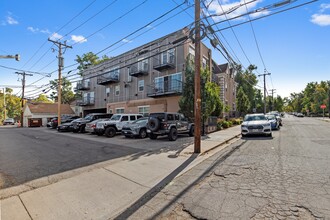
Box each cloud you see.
[204,0,263,22]
[27,26,51,34]
[311,4,330,26]
[27,26,39,32]
[122,38,132,43]
[311,14,330,26]
[6,15,18,25]
[71,35,87,43]
[49,32,63,41]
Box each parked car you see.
[296,113,304,117]
[71,113,112,133]
[241,113,272,137]
[265,114,280,130]
[85,118,109,134]
[57,120,79,132]
[146,112,194,141]
[121,117,149,138]
[51,115,80,129]
[267,111,283,126]
[3,118,15,125]
[95,113,143,137]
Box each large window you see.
[138,106,150,116]
[154,72,182,93]
[127,68,132,82]
[138,58,148,71]
[161,49,175,64]
[138,80,144,92]
[106,87,111,97]
[115,108,124,113]
[115,85,120,96]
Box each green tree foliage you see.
[49,77,75,104]
[75,52,110,75]
[31,94,53,103]
[235,65,258,113]
[179,59,223,120]
[0,88,21,122]
[236,87,250,116]
[286,81,329,115]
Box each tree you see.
[236,87,250,116]
[31,94,53,103]
[49,77,75,104]
[75,52,110,75]
[235,65,258,113]
[0,88,21,122]
[179,59,223,120]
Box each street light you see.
[0,54,20,61]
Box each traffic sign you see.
[320,104,326,109]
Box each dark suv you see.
[71,113,112,133]
[147,112,194,141]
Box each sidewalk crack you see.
[102,167,150,189]
[18,195,33,220]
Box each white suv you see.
[95,114,143,138]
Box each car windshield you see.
[266,115,276,120]
[110,115,121,121]
[84,114,94,121]
[132,118,147,124]
[244,115,267,121]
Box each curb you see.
[201,133,241,155]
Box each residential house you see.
[77,27,213,116]
[23,103,75,127]
[213,62,238,118]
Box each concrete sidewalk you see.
[0,126,241,220]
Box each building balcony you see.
[130,63,149,77]
[153,55,175,71]
[147,80,183,97]
[76,80,90,90]
[97,73,119,85]
[76,98,95,106]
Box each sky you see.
[1,0,329,99]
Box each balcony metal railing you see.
[76,80,90,90]
[76,97,95,106]
[153,55,175,71]
[97,73,119,85]
[147,79,183,97]
[130,63,149,77]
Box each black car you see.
[71,113,112,133]
[51,116,80,129]
[57,121,76,132]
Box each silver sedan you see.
[241,113,272,137]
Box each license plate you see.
[252,129,261,132]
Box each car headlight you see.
[241,125,247,128]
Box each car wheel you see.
[168,127,178,141]
[105,127,116,138]
[139,128,147,139]
[241,133,246,137]
[79,125,85,133]
[148,117,160,132]
[149,133,158,140]
[189,126,194,137]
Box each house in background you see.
[213,62,238,118]
[23,103,75,127]
[76,27,213,117]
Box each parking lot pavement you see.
[0,125,242,220]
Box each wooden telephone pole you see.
[258,70,271,114]
[48,39,72,126]
[15,72,33,127]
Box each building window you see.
[115,85,120,96]
[161,49,175,64]
[138,58,148,71]
[138,80,144,92]
[154,72,182,93]
[202,56,208,69]
[138,106,150,117]
[127,68,132,82]
[106,87,111,97]
[108,108,113,114]
[105,66,120,80]
[115,108,124,113]
[188,46,195,61]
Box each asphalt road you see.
[129,115,330,219]
[0,126,193,189]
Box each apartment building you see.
[213,62,238,118]
[76,27,213,116]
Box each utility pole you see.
[48,39,72,126]
[15,72,33,127]
[194,0,201,153]
[258,70,271,114]
[2,88,6,120]
[269,89,276,112]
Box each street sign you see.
[320,104,326,109]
